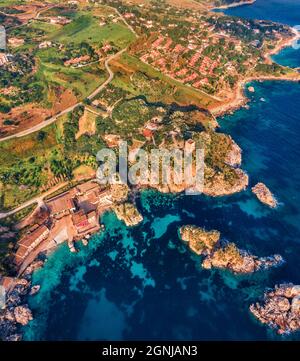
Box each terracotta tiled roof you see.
[47,194,75,214]
[18,225,49,248]
[76,181,100,194]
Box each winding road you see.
[0,5,138,143]
[0,6,138,219]
[0,48,128,142]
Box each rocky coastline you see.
[0,260,43,341]
[138,132,249,198]
[210,27,300,118]
[204,168,249,197]
[179,225,284,274]
[250,284,300,335]
[202,243,283,274]
[211,1,257,11]
[113,202,143,227]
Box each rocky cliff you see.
[0,260,43,341]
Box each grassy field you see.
[115,52,220,108]
[0,106,102,211]
[0,0,25,6]
[51,14,135,48]
[31,20,61,36]
[5,11,136,107]
[0,117,65,210]
[0,123,60,168]
[35,48,107,100]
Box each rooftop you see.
[47,193,76,215]
[18,225,49,249]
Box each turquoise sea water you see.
[23,1,300,340]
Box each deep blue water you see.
[215,0,300,26]
[216,0,300,68]
[23,1,300,341]
[273,46,300,68]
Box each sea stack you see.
[252,182,278,208]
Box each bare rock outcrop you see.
[30,285,40,296]
[179,225,284,274]
[224,137,242,168]
[252,182,278,208]
[14,305,33,326]
[180,225,220,255]
[202,243,284,274]
[0,261,43,341]
[204,168,248,197]
[250,284,300,334]
[113,202,143,227]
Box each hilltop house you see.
[8,38,24,47]
[39,41,52,49]
[0,53,9,67]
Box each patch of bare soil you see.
[0,88,78,138]
[76,109,96,140]
[0,103,51,137]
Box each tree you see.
[37,131,47,142]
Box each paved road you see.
[87,48,127,100]
[0,181,70,220]
[0,103,84,142]
[112,7,138,37]
[0,20,135,143]
[0,48,127,142]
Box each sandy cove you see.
[266,27,300,60]
[210,30,300,117]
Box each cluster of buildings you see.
[99,12,120,26]
[107,0,278,95]
[138,35,223,92]
[14,181,113,268]
[0,52,14,68]
[141,117,162,140]
[41,16,72,26]
[64,55,91,67]
[38,41,52,49]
